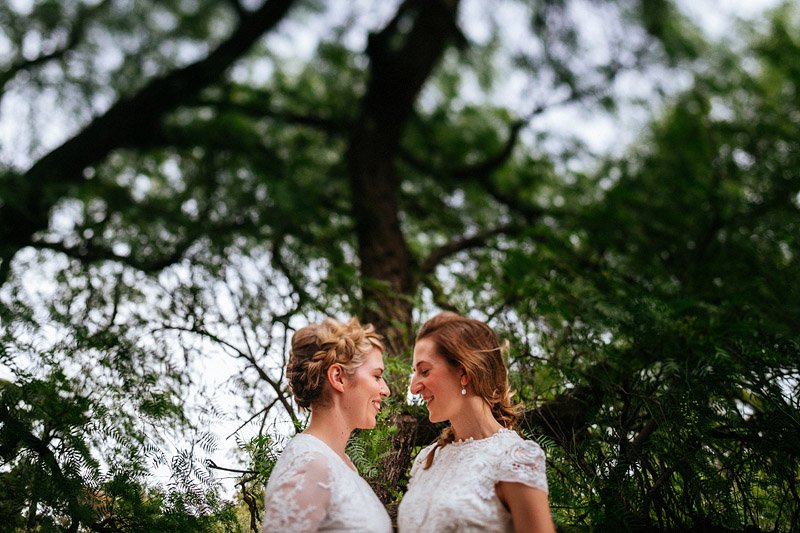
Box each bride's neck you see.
[304,404,353,455]
[449,398,503,441]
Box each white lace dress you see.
[261,434,392,533]
[397,428,548,532]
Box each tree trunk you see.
[346,0,462,504]
[348,0,462,355]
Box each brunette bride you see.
[398,312,556,533]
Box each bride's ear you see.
[327,363,346,393]
[460,367,469,387]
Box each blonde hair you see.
[417,312,520,468]
[287,317,384,409]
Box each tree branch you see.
[399,119,546,221]
[206,459,257,475]
[0,0,297,283]
[418,225,515,276]
[0,405,89,530]
[224,0,247,20]
[0,0,112,95]
[421,275,460,313]
[192,93,349,134]
[271,232,312,309]
[448,119,525,180]
[34,240,192,273]
[226,401,276,440]
[158,323,300,428]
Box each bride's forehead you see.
[362,347,384,366]
[414,337,437,351]
[412,339,441,364]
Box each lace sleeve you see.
[261,452,333,532]
[496,440,548,493]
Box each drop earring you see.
[461,386,466,396]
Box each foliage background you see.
[1,0,798,531]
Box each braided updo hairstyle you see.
[418,312,521,468]
[287,317,384,410]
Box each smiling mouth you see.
[422,396,433,405]
[372,401,382,411]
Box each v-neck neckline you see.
[300,433,358,473]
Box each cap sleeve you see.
[262,451,332,532]
[496,439,548,493]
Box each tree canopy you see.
[1,0,798,531]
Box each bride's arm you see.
[496,481,556,533]
[262,454,332,533]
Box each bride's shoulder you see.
[274,435,335,474]
[407,441,438,477]
[488,429,545,465]
[412,441,438,463]
[286,433,321,451]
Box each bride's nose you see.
[410,374,423,394]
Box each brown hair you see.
[418,312,520,468]
[287,317,384,409]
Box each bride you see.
[261,317,392,533]
[398,312,556,533]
